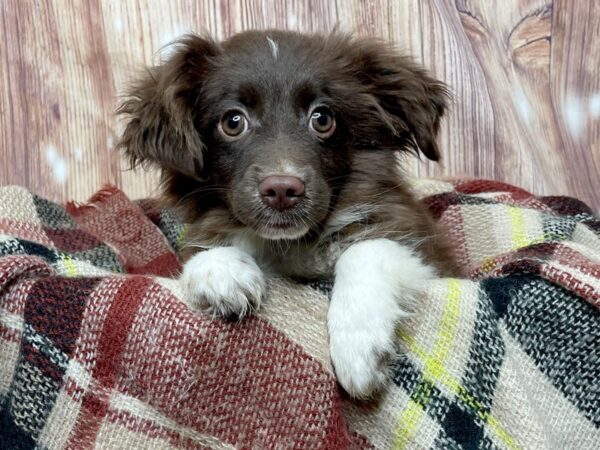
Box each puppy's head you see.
[118,31,448,240]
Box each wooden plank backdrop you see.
[1,0,598,208]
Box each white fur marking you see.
[230,231,264,258]
[257,224,311,241]
[267,37,279,60]
[180,247,265,318]
[323,204,376,237]
[328,239,436,398]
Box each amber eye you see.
[309,107,335,137]
[220,110,248,138]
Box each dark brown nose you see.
[259,176,305,211]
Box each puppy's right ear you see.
[117,35,219,178]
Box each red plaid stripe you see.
[66,187,181,277]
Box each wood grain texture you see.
[0,0,598,208]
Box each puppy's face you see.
[199,35,346,239]
[118,31,447,240]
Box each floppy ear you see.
[352,39,449,161]
[117,35,219,178]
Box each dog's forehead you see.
[214,33,325,94]
[223,31,315,64]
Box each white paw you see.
[328,239,436,398]
[180,247,265,319]
[329,312,395,398]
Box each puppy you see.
[117,30,458,398]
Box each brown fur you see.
[117,30,459,278]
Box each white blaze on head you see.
[267,37,279,60]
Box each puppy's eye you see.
[309,107,335,137]
[220,111,248,138]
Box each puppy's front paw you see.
[180,247,265,319]
[329,307,395,398]
[328,239,436,398]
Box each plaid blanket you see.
[0,179,598,449]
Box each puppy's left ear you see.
[356,41,449,161]
[117,35,220,178]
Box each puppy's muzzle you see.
[259,176,305,211]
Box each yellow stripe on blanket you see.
[393,279,461,449]
[508,206,546,251]
[395,279,519,450]
[59,253,78,277]
[507,206,530,249]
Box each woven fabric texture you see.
[0,179,598,449]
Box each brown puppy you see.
[118,30,458,398]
